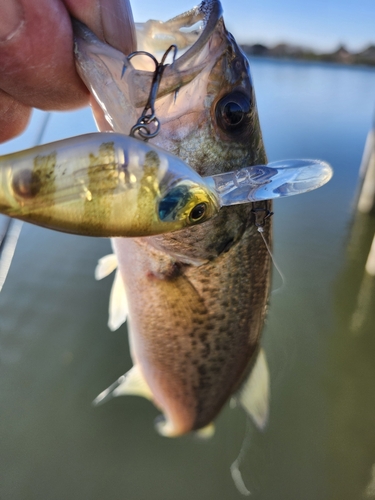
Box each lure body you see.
[0,133,218,237]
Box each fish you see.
[74,0,274,437]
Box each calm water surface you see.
[1,58,375,500]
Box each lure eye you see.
[158,185,188,221]
[189,203,207,223]
[159,185,211,226]
[215,91,252,136]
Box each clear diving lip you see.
[205,159,333,206]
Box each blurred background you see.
[1,1,375,499]
[133,0,375,53]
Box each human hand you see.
[0,0,135,142]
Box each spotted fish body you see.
[76,0,272,436]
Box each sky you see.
[131,0,375,53]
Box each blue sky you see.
[132,0,375,52]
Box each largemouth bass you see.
[75,0,273,436]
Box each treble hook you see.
[128,45,178,141]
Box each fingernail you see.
[100,0,136,53]
[0,0,24,42]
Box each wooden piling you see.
[365,235,375,276]
[357,129,375,214]
[357,127,375,275]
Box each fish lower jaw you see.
[155,414,216,439]
[154,415,181,438]
[153,408,196,438]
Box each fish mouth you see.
[133,0,223,67]
[74,0,226,131]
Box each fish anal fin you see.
[237,348,270,430]
[93,365,153,406]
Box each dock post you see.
[357,130,375,214]
[365,236,375,276]
[357,127,375,275]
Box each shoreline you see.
[244,54,375,72]
[240,43,375,68]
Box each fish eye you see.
[215,91,251,135]
[221,101,244,126]
[189,202,207,223]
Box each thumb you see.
[64,0,136,54]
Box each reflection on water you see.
[0,59,375,499]
[327,211,375,500]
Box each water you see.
[1,58,375,500]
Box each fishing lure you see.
[0,133,218,237]
[0,132,332,237]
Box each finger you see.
[64,0,136,54]
[0,89,31,143]
[0,0,89,111]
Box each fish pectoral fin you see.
[95,253,118,280]
[235,348,270,431]
[95,253,128,331]
[108,270,128,331]
[93,365,153,406]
